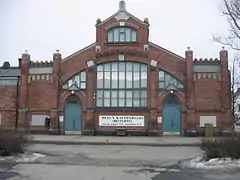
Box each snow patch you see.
[16,153,46,162]
[168,169,180,172]
[183,157,240,169]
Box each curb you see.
[28,140,200,147]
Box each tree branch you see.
[223,0,240,31]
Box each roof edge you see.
[96,10,148,27]
[149,42,185,61]
[62,43,96,62]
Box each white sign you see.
[59,116,64,123]
[235,120,240,132]
[31,115,46,126]
[157,116,162,124]
[99,116,144,127]
[199,116,217,127]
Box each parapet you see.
[29,60,53,68]
[193,58,220,65]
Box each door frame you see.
[63,95,82,134]
[162,94,182,135]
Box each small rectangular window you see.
[159,82,165,88]
[114,28,119,42]
[119,91,125,98]
[159,71,164,81]
[126,72,133,88]
[108,31,113,42]
[141,98,147,107]
[97,98,103,107]
[126,98,133,107]
[141,90,147,98]
[141,72,147,88]
[104,91,110,98]
[80,82,86,89]
[80,71,86,81]
[111,91,118,98]
[111,98,118,107]
[133,63,140,72]
[126,63,133,71]
[125,28,131,42]
[119,99,125,107]
[118,72,125,88]
[111,63,118,71]
[104,98,110,107]
[119,63,125,71]
[126,91,132,98]
[133,90,140,98]
[111,72,118,88]
[104,72,111,88]
[133,98,140,107]
[165,74,171,83]
[131,30,137,42]
[178,83,184,89]
[120,27,125,33]
[119,33,125,42]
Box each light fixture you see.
[71,90,75,94]
[150,60,157,67]
[87,60,95,67]
[170,90,174,94]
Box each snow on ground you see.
[16,153,46,162]
[0,153,46,162]
[182,157,240,169]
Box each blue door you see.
[64,96,82,131]
[162,95,181,134]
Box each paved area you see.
[0,144,240,179]
[28,134,215,146]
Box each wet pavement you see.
[0,144,240,180]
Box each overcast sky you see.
[0,0,237,66]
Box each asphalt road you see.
[0,144,240,180]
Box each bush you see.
[0,130,28,156]
[200,137,240,160]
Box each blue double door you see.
[162,104,181,134]
[64,103,82,131]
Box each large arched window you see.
[158,70,184,91]
[62,70,86,90]
[97,62,147,108]
[107,27,137,43]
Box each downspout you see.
[57,76,60,134]
[15,76,20,129]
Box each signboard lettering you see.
[99,116,144,127]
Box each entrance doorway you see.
[162,94,181,135]
[64,95,82,133]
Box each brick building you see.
[0,1,232,135]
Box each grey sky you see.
[0,0,236,66]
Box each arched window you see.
[158,70,184,91]
[97,62,147,108]
[62,70,86,90]
[107,27,137,43]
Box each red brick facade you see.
[0,1,233,135]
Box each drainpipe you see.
[15,76,20,130]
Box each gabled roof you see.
[96,0,149,27]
